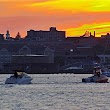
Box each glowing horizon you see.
[0,0,110,37]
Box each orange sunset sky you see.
[0,0,110,37]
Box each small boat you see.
[82,75,108,83]
[5,70,33,84]
[82,66,109,83]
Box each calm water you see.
[0,74,110,110]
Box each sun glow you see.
[0,0,110,37]
[66,22,110,37]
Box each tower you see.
[6,30,10,39]
[15,32,21,40]
[90,32,92,37]
[94,31,95,37]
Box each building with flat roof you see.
[26,27,65,41]
[11,54,52,64]
[4,54,57,73]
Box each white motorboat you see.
[5,71,33,84]
[82,66,109,83]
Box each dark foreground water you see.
[0,74,110,110]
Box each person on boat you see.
[93,67,102,77]
[14,71,18,78]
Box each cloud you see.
[65,22,110,37]
[0,12,110,37]
[0,0,110,37]
[0,0,56,3]
[30,0,57,3]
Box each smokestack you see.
[90,32,92,37]
[94,31,95,37]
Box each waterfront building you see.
[98,54,110,63]
[0,48,11,64]
[44,47,54,63]
[19,45,31,55]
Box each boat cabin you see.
[13,70,25,78]
[93,66,102,77]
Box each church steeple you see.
[6,30,10,39]
[15,32,21,40]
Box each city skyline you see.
[0,0,110,37]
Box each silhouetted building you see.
[26,27,65,41]
[4,53,56,73]
[19,45,31,55]
[97,55,110,63]
[0,34,4,41]
[0,48,11,65]
[65,46,95,64]
[44,47,54,63]
[101,33,110,38]
[11,55,52,64]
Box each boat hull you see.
[5,75,32,84]
[96,79,108,83]
[82,75,108,83]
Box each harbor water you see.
[0,74,110,110]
